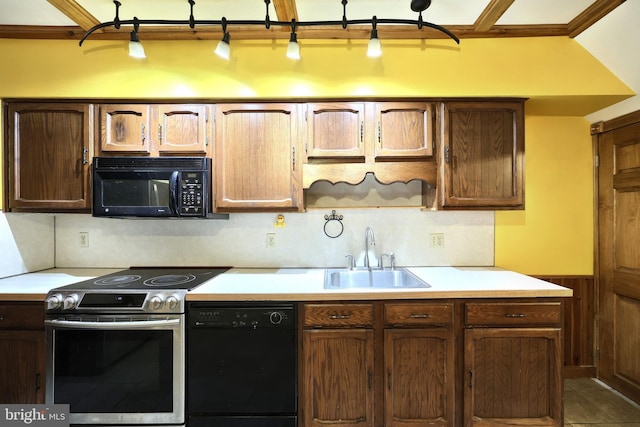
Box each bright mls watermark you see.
[0,405,69,427]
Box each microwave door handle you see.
[169,171,180,215]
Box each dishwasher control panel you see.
[188,304,295,329]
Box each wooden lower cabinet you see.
[300,299,564,427]
[0,302,46,403]
[464,301,563,426]
[303,329,375,427]
[301,302,455,427]
[384,329,455,427]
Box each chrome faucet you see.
[364,226,376,269]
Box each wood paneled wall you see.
[534,276,596,378]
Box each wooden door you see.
[302,329,375,427]
[306,102,366,158]
[596,117,640,403]
[155,104,209,154]
[375,102,433,159]
[6,102,92,211]
[100,104,151,154]
[215,103,302,210]
[441,101,524,209]
[463,328,563,426]
[384,329,455,427]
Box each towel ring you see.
[323,210,344,238]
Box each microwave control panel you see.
[179,172,207,216]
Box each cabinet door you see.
[306,102,366,158]
[441,101,524,209]
[100,104,151,154]
[384,329,455,427]
[464,328,563,426]
[7,103,92,211]
[0,330,45,404]
[215,104,302,210]
[375,102,434,159]
[155,104,209,154]
[302,329,374,427]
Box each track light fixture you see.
[128,18,146,58]
[214,17,231,60]
[286,19,301,60]
[79,0,460,59]
[367,16,382,58]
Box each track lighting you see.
[214,17,231,60]
[80,0,460,59]
[286,20,300,60]
[367,16,381,58]
[128,18,146,58]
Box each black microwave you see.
[92,156,221,218]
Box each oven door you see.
[45,314,184,425]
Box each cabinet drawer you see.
[465,302,561,326]
[0,303,45,330]
[385,302,453,326]
[304,304,373,327]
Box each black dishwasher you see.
[187,302,297,427]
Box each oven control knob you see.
[166,295,180,310]
[62,294,79,310]
[269,311,283,325]
[149,295,164,310]
[46,294,63,310]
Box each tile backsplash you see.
[1,209,494,277]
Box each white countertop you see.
[0,267,572,302]
[0,268,121,301]
[187,267,573,301]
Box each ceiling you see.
[0,0,627,42]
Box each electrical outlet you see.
[266,233,276,248]
[430,233,444,248]
[79,232,89,248]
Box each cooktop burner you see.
[63,267,230,291]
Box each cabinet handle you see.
[468,370,473,389]
[445,145,450,163]
[82,147,88,165]
[35,373,41,392]
[377,122,381,145]
[360,121,364,143]
[328,314,351,319]
[141,123,146,142]
[368,369,373,390]
[387,370,392,390]
[158,124,163,142]
[292,146,296,171]
[505,313,526,318]
[410,313,431,319]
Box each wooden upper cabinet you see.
[6,102,92,211]
[302,101,437,189]
[306,102,366,158]
[440,100,524,209]
[375,102,434,159]
[99,104,151,154]
[214,103,302,211]
[155,104,209,154]
[304,101,433,161]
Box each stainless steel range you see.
[44,267,229,427]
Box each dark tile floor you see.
[565,378,640,426]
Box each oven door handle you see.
[45,318,181,328]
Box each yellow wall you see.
[0,36,629,274]
[495,116,594,275]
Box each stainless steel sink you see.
[323,268,430,289]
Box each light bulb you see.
[215,33,231,60]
